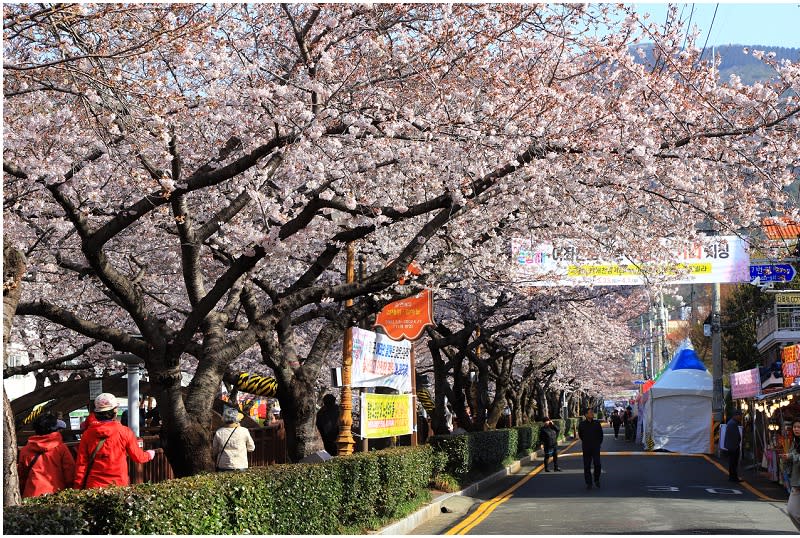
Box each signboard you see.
[89,379,103,400]
[776,293,800,306]
[750,264,796,283]
[351,327,412,392]
[730,368,761,399]
[782,345,800,388]
[360,392,413,439]
[512,235,749,286]
[374,289,434,341]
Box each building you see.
[756,291,800,369]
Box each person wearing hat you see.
[540,417,562,472]
[17,414,75,498]
[212,406,255,471]
[73,393,161,489]
[723,410,744,482]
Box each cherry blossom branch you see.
[3,341,99,378]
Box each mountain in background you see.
[635,44,799,85]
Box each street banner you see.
[360,392,413,439]
[730,367,761,399]
[351,327,412,392]
[782,345,800,388]
[374,289,434,341]
[512,235,750,286]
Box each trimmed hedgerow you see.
[4,445,439,535]
[514,423,541,457]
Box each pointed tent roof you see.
[649,345,712,399]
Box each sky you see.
[632,2,800,48]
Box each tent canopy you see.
[649,348,712,399]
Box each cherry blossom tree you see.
[4,3,798,477]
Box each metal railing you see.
[756,310,800,344]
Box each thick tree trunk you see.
[278,375,320,461]
[429,344,450,435]
[3,243,26,507]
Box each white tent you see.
[642,343,713,453]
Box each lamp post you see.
[116,353,144,437]
[337,242,356,456]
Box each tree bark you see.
[3,243,26,507]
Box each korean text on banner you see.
[783,345,800,388]
[512,235,750,286]
[375,289,434,341]
[360,392,413,439]
[730,368,761,399]
[351,327,412,392]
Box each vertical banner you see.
[351,327,412,392]
[360,392,414,439]
[783,345,799,388]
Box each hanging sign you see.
[776,293,800,306]
[512,235,750,286]
[89,379,103,400]
[351,327,411,392]
[730,368,761,399]
[374,289,434,341]
[360,392,413,439]
[782,345,800,388]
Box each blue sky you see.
[631,3,800,48]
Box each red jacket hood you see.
[26,431,64,452]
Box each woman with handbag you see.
[213,406,255,472]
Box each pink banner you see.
[730,367,761,399]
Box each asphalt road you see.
[411,427,797,535]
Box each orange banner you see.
[782,345,799,388]
[375,289,434,341]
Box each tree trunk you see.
[278,375,320,461]
[429,343,450,435]
[3,243,26,507]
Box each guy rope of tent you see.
[235,372,278,397]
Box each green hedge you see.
[513,423,541,457]
[4,446,441,535]
[429,428,521,480]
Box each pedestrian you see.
[623,406,634,441]
[781,419,800,531]
[578,408,604,489]
[315,393,340,455]
[79,400,98,432]
[610,409,622,439]
[213,406,255,471]
[723,410,743,482]
[17,414,76,498]
[73,393,160,489]
[540,416,562,472]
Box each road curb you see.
[376,450,541,535]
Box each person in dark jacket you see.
[315,394,340,456]
[540,417,561,472]
[578,408,604,489]
[622,405,634,441]
[610,409,622,439]
[723,410,743,482]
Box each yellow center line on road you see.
[445,439,579,536]
[445,446,783,535]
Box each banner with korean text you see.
[360,392,413,439]
[351,327,412,392]
[730,368,761,399]
[783,345,800,388]
[512,235,750,286]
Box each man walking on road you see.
[578,408,604,489]
[724,410,743,482]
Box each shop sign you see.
[360,392,413,439]
[730,367,761,399]
[776,292,800,306]
[782,345,800,388]
[351,327,411,392]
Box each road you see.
[411,427,797,535]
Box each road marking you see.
[700,454,783,502]
[445,439,579,535]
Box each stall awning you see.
[756,384,800,401]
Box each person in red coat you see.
[18,414,76,497]
[73,393,160,489]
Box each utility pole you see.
[337,242,356,456]
[640,316,647,379]
[648,315,655,379]
[659,293,669,368]
[711,281,724,426]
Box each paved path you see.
[411,427,797,535]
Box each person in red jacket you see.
[18,414,76,497]
[73,393,160,489]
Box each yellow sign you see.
[566,262,712,278]
[776,293,800,306]
[360,393,413,439]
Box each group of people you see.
[538,409,604,489]
[608,406,635,441]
